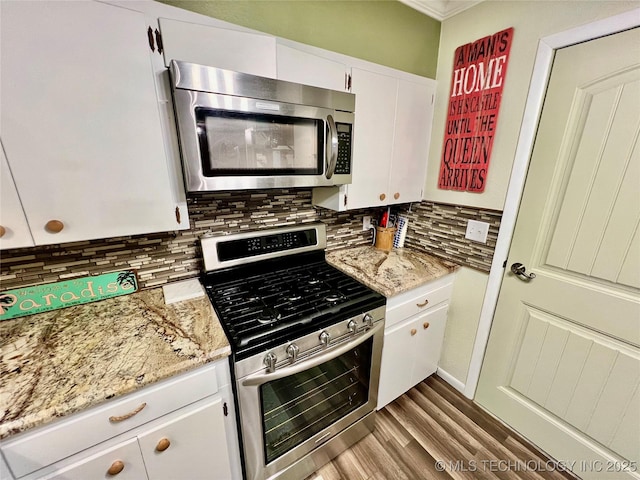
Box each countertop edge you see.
[326,246,459,298]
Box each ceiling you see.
[399,0,485,21]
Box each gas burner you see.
[258,307,282,324]
[287,293,302,301]
[324,291,346,303]
[307,278,321,285]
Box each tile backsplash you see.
[0,190,502,291]
[400,201,502,273]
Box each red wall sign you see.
[438,27,514,193]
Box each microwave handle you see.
[325,114,338,179]
[241,321,382,386]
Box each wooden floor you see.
[305,376,579,480]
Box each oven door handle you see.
[241,321,383,386]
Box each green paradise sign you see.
[0,271,138,321]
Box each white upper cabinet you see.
[346,67,398,210]
[0,1,188,246]
[0,145,34,250]
[276,44,349,91]
[159,18,277,78]
[312,64,435,211]
[388,78,434,204]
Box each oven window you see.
[196,109,324,176]
[260,338,372,464]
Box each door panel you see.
[477,27,640,480]
[545,72,640,287]
[505,307,639,461]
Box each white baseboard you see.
[436,368,467,396]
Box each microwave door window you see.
[196,109,324,176]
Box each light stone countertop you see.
[326,246,458,297]
[0,288,229,439]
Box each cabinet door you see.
[377,317,416,410]
[388,78,434,205]
[0,454,14,480]
[411,303,449,386]
[159,18,277,78]
[1,1,181,245]
[0,144,33,250]
[276,44,348,91]
[138,397,232,480]
[42,438,148,480]
[347,68,398,210]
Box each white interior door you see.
[477,28,640,479]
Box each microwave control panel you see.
[334,123,352,175]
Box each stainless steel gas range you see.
[200,223,386,480]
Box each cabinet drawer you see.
[37,438,147,480]
[2,364,219,478]
[386,274,454,328]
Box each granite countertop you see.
[0,288,229,440]
[326,246,458,297]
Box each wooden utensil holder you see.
[375,226,396,251]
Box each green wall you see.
[157,0,441,78]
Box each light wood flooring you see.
[305,375,579,480]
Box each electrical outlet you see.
[465,220,489,243]
[362,215,372,231]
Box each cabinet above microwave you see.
[169,60,356,192]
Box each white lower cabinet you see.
[138,397,232,480]
[377,275,454,410]
[42,438,148,480]
[34,398,231,480]
[1,360,241,480]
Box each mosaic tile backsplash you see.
[400,202,502,273]
[0,190,502,291]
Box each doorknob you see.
[510,262,536,281]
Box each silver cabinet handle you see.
[510,262,536,281]
[325,114,338,179]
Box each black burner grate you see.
[201,256,384,357]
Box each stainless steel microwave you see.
[169,60,355,192]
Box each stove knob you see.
[319,331,331,347]
[347,319,358,334]
[363,313,374,328]
[286,343,300,363]
[264,352,277,373]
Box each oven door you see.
[173,88,353,191]
[237,321,383,480]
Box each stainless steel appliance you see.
[200,224,385,480]
[169,61,355,192]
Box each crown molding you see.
[399,0,485,21]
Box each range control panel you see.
[217,229,318,261]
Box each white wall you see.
[424,0,639,211]
[438,267,488,386]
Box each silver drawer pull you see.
[416,299,429,308]
[109,402,147,423]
